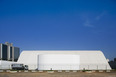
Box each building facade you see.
[109,58,116,69]
[0,42,20,61]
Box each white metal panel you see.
[0,60,17,69]
[38,54,80,70]
[17,51,38,70]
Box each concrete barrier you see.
[18,70,22,72]
[39,70,43,72]
[65,70,70,72]
[92,70,96,73]
[58,70,62,72]
[6,70,10,72]
[10,71,17,73]
[0,70,3,72]
[47,71,54,73]
[106,70,110,72]
[31,70,37,72]
[73,70,77,72]
[99,70,103,72]
[24,70,28,72]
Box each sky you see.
[0,0,116,60]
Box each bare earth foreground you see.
[0,72,116,77]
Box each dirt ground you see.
[0,72,116,77]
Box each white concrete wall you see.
[38,54,80,70]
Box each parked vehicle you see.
[11,64,28,70]
[24,65,28,70]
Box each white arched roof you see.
[17,50,111,70]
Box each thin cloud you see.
[81,11,107,28]
[84,20,94,27]
[96,11,106,20]
[83,19,94,27]
[80,13,95,28]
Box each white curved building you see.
[17,50,111,70]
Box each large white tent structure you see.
[17,50,111,70]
